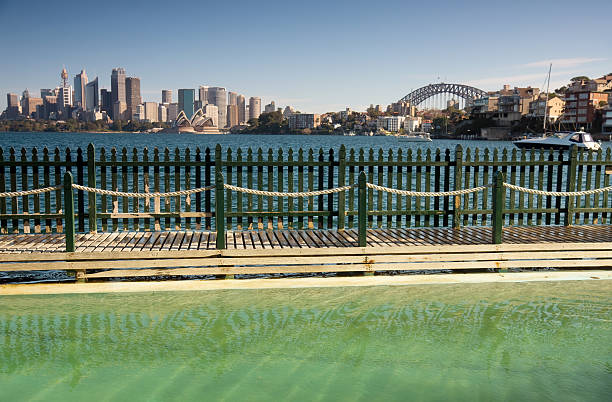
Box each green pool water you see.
[1,281,611,401]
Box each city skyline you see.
[0,0,610,112]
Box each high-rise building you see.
[57,68,73,115]
[227,105,238,128]
[19,89,29,116]
[100,89,112,115]
[74,69,88,109]
[21,90,42,118]
[228,91,238,106]
[203,104,219,127]
[264,101,276,114]
[237,94,246,124]
[178,89,195,119]
[40,89,53,99]
[7,93,19,108]
[113,101,127,121]
[85,77,99,111]
[249,97,261,120]
[42,95,58,119]
[135,104,145,121]
[198,86,209,105]
[162,90,172,104]
[111,68,126,118]
[144,102,158,122]
[125,77,141,120]
[158,104,167,123]
[208,87,227,127]
[167,103,179,122]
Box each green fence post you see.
[338,145,346,230]
[492,171,505,244]
[358,171,367,247]
[87,143,97,233]
[64,172,75,252]
[215,171,225,250]
[453,144,463,229]
[565,145,578,226]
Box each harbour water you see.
[0,131,551,154]
[1,281,611,401]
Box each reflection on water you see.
[1,281,611,401]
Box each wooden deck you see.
[1,226,611,283]
[0,225,611,254]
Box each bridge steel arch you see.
[400,83,487,106]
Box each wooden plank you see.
[77,258,612,278]
[2,239,611,262]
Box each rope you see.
[71,184,215,198]
[503,183,612,196]
[366,183,491,197]
[223,183,355,197]
[0,186,63,198]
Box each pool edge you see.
[1,270,611,295]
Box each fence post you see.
[64,172,75,252]
[492,171,505,244]
[87,144,97,233]
[453,144,463,229]
[358,171,367,247]
[565,145,578,226]
[215,171,225,250]
[337,145,346,230]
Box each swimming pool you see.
[1,281,611,401]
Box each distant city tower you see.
[61,67,69,87]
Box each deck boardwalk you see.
[1,226,610,283]
[0,226,610,254]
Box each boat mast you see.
[543,63,552,133]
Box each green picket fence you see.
[0,144,611,235]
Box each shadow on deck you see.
[1,225,611,254]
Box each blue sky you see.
[1,0,610,112]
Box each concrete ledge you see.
[1,270,611,296]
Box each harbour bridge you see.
[399,83,487,110]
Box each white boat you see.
[513,131,601,151]
[397,132,432,142]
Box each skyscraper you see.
[198,86,208,105]
[40,89,53,98]
[57,68,73,115]
[167,103,179,122]
[111,68,126,119]
[178,89,195,119]
[162,90,172,104]
[208,87,227,127]
[227,105,238,128]
[74,69,88,109]
[100,89,112,115]
[228,92,238,106]
[85,77,99,111]
[20,89,42,118]
[144,102,158,122]
[125,77,141,120]
[6,93,20,118]
[113,101,127,121]
[237,94,246,124]
[158,103,167,123]
[249,97,261,120]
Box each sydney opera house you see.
[160,108,221,134]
